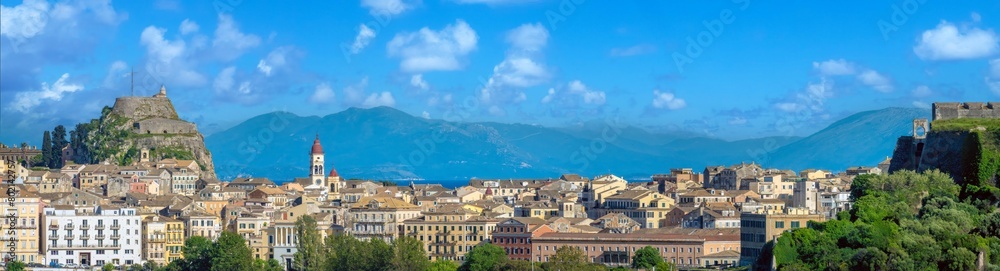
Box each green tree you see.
[210,231,255,271]
[391,236,429,271]
[428,260,460,271]
[324,234,369,271]
[253,258,284,271]
[631,246,663,270]
[182,236,214,271]
[654,261,675,271]
[6,260,26,271]
[142,261,160,271]
[103,263,116,271]
[368,238,393,271]
[498,260,533,271]
[51,125,67,168]
[460,243,508,271]
[293,215,325,271]
[549,246,588,271]
[41,131,52,168]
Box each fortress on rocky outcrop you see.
[101,86,217,179]
[889,102,1000,182]
[111,86,198,135]
[932,102,1000,121]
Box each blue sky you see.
[2,0,999,146]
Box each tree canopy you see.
[460,243,508,271]
[772,170,1000,271]
[631,246,663,270]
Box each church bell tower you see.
[310,134,325,187]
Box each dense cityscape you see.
[3,1,1000,271]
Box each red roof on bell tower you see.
[311,134,324,154]
[329,168,339,177]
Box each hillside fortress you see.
[932,102,1000,121]
[889,102,1000,182]
[105,86,217,179]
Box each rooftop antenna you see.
[130,66,135,97]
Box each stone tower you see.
[328,168,343,201]
[154,85,167,98]
[140,148,150,163]
[310,135,325,188]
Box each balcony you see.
[80,234,90,240]
[64,224,74,230]
[47,234,58,240]
[79,224,90,230]
[111,234,121,240]
[148,237,167,243]
[47,243,121,250]
[64,235,74,240]
[111,224,121,230]
[14,224,36,229]
[49,224,59,229]
[95,224,105,230]
[96,234,105,239]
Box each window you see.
[791,221,800,228]
[775,221,784,228]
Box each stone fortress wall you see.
[932,102,1000,121]
[111,96,180,121]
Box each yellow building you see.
[403,206,499,261]
[591,189,675,228]
[142,216,185,265]
[1,187,42,264]
[234,215,270,260]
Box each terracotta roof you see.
[311,135,324,154]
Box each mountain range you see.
[205,107,929,182]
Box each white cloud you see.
[102,60,128,88]
[340,76,395,108]
[361,0,413,16]
[343,77,370,105]
[478,23,551,111]
[911,85,932,97]
[0,0,50,41]
[387,19,478,72]
[256,60,272,76]
[421,111,430,119]
[410,74,429,90]
[363,92,396,108]
[812,59,856,76]
[310,82,335,104]
[179,19,199,35]
[610,44,656,57]
[350,24,376,54]
[212,14,261,61]
[213,66,236,94]
[140,26,186,65]
[506,23,548,52]
[914,21,1000,61]
[775,79,833,113]
[857,69,893,92]
[542,80,606,105]
[256,46,296,77]
[651,89,686,110]
[11,73,83,113]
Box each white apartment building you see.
[44,205,143,267]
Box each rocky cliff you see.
[88,89,216,179]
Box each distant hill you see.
[767,107,929,171]
[205,106,927,182]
